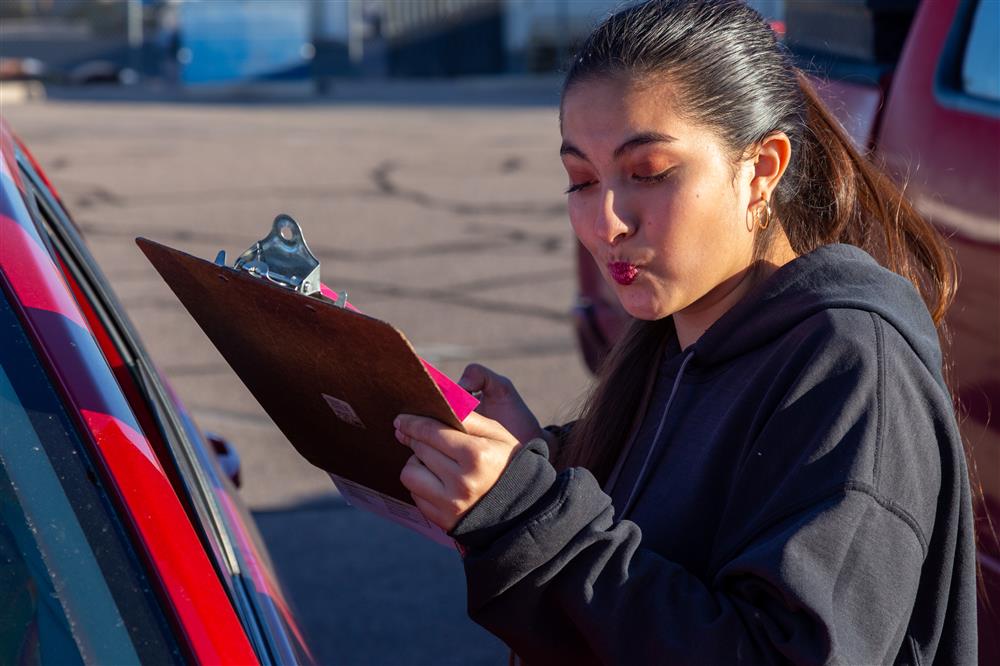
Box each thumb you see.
[458,363,490,393]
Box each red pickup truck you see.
[571,0,999,661]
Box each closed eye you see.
[633,166,677,184]
[564,180,596,194]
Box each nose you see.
[594,188,633,246]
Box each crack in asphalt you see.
[68,154,577,335]
[123,274,570,321]
[371,160,565,218]
[83,220,557,263]
[437,267,570,293]
[72,183,370,208]
[69,156,568,260]
[323,274,571,321]
[162,335,577,380]
[62,161,566,220]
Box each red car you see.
[572,0,999,661]
[0,118,314,663]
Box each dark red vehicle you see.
[571,0,999,661]
[0,117,314,663]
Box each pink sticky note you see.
[319,283,478,420]
[418,359,479,421]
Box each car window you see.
[962,0,1000,102]
[0,288,182,664]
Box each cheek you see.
[637,187,688,248]
[567,199,594,243]
[645,186,734,273]
[681,178,741,236]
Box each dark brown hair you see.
[555,0,957,482]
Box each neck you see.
[674,236,798,350]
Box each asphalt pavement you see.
[2,78,591,665]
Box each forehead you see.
[560,75,691,143]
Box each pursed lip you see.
[608,261,640,285]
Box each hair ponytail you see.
[778,71,957,326]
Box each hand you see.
[459,363,545,445]
[395,410,520,532]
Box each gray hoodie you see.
[449,244,977,665]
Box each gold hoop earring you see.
[758,195,772,231]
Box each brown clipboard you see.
[137,237,465,505]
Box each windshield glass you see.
[0,287,182,664]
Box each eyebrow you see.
[559,131,678,162]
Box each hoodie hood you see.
[689,244,944,387]
[450,238,977,666]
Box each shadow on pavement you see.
[253,493,507,665]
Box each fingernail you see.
[393,417,400,429]
[394,429,406,445]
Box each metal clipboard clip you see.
[214,214,348,307]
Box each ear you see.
[750,131,791,205]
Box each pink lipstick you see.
[608,262,639,285]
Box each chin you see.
[613,278,681,321]
[620,297,672,322]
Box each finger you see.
[461,411,519,445]
[398,429,461,481]
[458,363,489,392]
[399,454,445,499]
[410,493,454,532]
[396,414,477,461]
[459,363,514,400]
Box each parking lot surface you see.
[4,80,590,665]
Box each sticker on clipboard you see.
[322,393,366,429]
[329,474,457,549]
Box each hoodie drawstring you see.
[618,350,694,519]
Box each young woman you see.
[393,1,978,663]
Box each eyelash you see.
[634,167,676,184]
[564,167,676,194]
[564,181,595,194]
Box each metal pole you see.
[557,0,570,70]
[127,0,143,79]
[349,0,365,66]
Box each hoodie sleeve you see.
[448,315,963,665]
